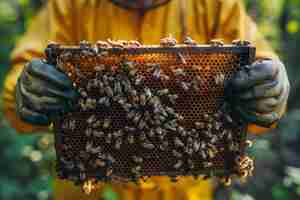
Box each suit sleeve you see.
[2,0,74,133]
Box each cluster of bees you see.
[51,39,254,194]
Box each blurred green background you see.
[0,0,300,199]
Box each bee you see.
[214,74,225,85]
[203,162,213,168]
[227,132,233,141]
[144,88,152,99]
[173,160,183,169]
[227,141,236,151]
[128,40,141,47]
[132,156,143,163]
[61,51,72,62]
[160,35,177,47]
[177,53,187,64]
[114,138,122,150]
[161,74,170,81]
[85,128,93,137]
[168,94,178,105]
[172,150,183,158]
[222,177,232,186]
[133,113,142,124]
[177,126,187,137]
[60,157,74,168]
[210,135,218,144]
[209,39,224,47]
[129,68,138,77]
[80,40,92,48]
[122,103,132,112]
[106,154,116,164]
[92,120,102,128]
[113,81,122,95]
[105,133,112,144]
[174,137,184,147]
[98,50,109,57]
[188,159,195,169]
[207,148,216,159]
[165,107,176,115]
[195,121,205,129]
[113,130,124,138]
[142,142,155,150]
[138,120,147,130]
[148,96,160,107]
[93,130,104,138]
[224,114,233,123]
[159,141,169,151]
[103,119,112,129]
[91,146,102,154]
[213,121,222,131]
[193,141,201,152]
[121,79,132,93]
[78,88,88,98]
[139,94,147,106]
[78,162,86,171]
[80,172,87,182]
[106,168,114,178]
[96,41,109,48]
[185,147,194,155]
[191,81,200,91]
[104,86,114,97]
[127,110,136,120]
[183,36,197,46]
[139,133,147,141]
[129,89,138,97]
[152,65,161,80]
[125,126,136,133]
[86,141,94,152]
[155,127,163,135]
[170,176,178,183]
[135,76,144,86]
[157,89,169,96]
[127,135,135,144]
[187,137,193,144]
[200,150,207,160]
[213,111,223,119]
[107,39,124,49]
[131,166,142,174]
[147,129,155,138]
[63,119,76,130]
[245,140,253,148]
[180,81,191,91]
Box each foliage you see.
[0,1,53,200]
[0,0,300,200]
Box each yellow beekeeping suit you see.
[2,0,279,200]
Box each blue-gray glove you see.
[16,59,79,126]
[225,59,290,127]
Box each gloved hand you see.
[16,59,79,126]
[225,59,290,127]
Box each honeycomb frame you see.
[45,40,256,186]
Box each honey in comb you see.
[45,38,256,191]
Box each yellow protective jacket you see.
[3,0,278,200]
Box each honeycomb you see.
[45,38,256,192]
